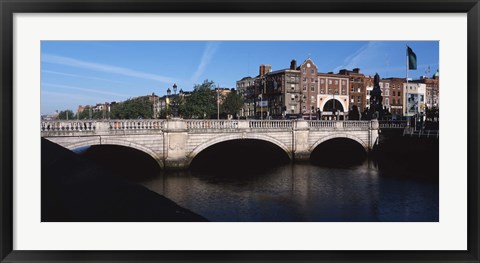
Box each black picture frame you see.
[1,0,479,262]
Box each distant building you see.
[237,58,351,119]
[382,77,406,117]
[403,82,427,117]
[338,68,366,112]
[414,70,439,109]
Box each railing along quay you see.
[378,120,408,129]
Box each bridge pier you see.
[163,118,189,170]
[293,120,310,161]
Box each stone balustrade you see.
[186,120,239,129]
[109,120,165,130]
[41,121,96,131]
[248,120,293,129]
[41,119,378,133]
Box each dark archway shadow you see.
[310,138,367,167]
[190,139,290,180]
[75,144,161,182]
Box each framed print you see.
[1,0,479,262]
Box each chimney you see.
[259,64,266,76]
[353,68,360,73]
[259,64,272,76]
[290,59,297,70]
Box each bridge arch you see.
[309,133,368,152]
[188,134,292,166]
[62,138,164,169]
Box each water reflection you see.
[140,161,438,222]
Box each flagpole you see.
[406,45,409,118]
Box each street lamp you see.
[172,83,178,118]
[217,85,220,120]
[166,87,171,118]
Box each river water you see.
[79,136,439,222]
[139,161,438,222]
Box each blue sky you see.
[41,41,439,114]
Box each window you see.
[311,77,314,82]
[320,88,325,94]
[342,88,346,95]
[357,87,361,92]
[290,76,295,81]
[335,80,338,85]
[303,85,307,91]
[351,86,354,92]
[311,96,315,102]
[385,98,389,106]
[329,80,332,84]
[357,96,361,103]
[303,77,306,81]
[342,80,346,86]
[291,94,295,100]
[385,89,389,96]
[321,79,325,84]
[328,88,332,94]
[291,85,295,90]
[350,96,354,103]
[398,91,401,96]
[303,68,306,74]
[310,85,315,92]
[335,89,339,95]
[311,69,314,74]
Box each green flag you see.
[407,46,417,70]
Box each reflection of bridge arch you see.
[66,138,164,169]
[188,134,292,165]
[310,133,368,152]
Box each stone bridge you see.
[41,119,379,170]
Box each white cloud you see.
[42,83,130,98]
[191,42,221,82]
[334,42,384,72]
[42,70,124,84]
[42,54,176,84]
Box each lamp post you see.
[166,87,171,118]
[172,83,179,118]
[217,85,220,120]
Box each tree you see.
[184,80,217,119]
[110,97,153,119]
[58,110,75,120]
[222,89,244,117]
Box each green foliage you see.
[77,106,110,120]
[221,89,244,117]
[110,97,153,119]
[184,80,217,119]
[58,110,75,120]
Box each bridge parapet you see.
[41,119,379,134]
[41,120,96,132]
[109,120,165,130]
[41,119,380,170]
[307,120,374,131]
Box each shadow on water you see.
[371,133,439,181]
[77,145,161,182]
[190,139,290,182]
[310,138,367,168]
